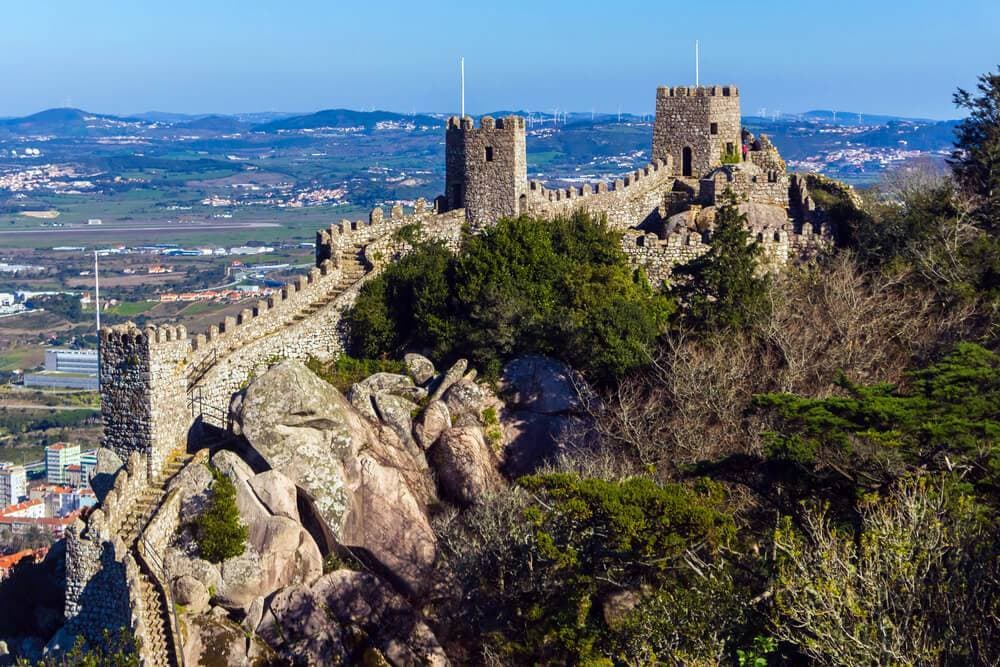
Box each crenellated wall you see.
[525,158,676,231]
[64,452,149,645]
[621,218,834,286]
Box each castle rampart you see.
[525,158,676,230]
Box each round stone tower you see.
[653,85,741,179]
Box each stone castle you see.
[62,81,836,665]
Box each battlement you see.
[622,217,834,285]
[656,85,739,98]
[446,115,526,131]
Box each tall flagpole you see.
[460,57,465,119]
[94,250,100,332]
[695,40,700,87]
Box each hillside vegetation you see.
[343,70,1000,665]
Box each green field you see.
[0,348,45,372]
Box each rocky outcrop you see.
[404,353,436,385]
[428,359,468,403]
[429,426,504,506]
[231,360,437,596]
[498,355,591,476]
[415,400,451,450]
[182,611,276,667]
[255,570,448,666]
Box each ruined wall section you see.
[653,85,741,178]
[622,221,834,286]
[525,158,675,231]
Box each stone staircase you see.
[117,451,193,667]
[291,243,369,323]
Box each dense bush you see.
[346,211,673,382]
[194,466,248,563]
[436,473,744,664]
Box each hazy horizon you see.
[3,0,997,121]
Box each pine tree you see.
[951,68,1000,233]
[670,194,770,332]
[195,466,248,563]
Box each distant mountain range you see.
[0,106,960,139]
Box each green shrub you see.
[345,211,673,383]
[194,466,248,563]
[306,355,407,393]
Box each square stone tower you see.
[444,115,528,228]
[653,85,741,179]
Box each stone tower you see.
[444,115,528,228]
[653,85,741,179]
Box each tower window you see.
[485,146,494,162]
[710,122,718,135]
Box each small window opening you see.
[710,122,718,135]
[485,146,494,162]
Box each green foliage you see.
[306,355,407,393]
[194,465,248,563]
[392,222,423,245]
[951,68,1000,233]
[755,342,1000,499]
[345,212,673,383]
[771,476,999,665]
[721,147,742,165]
[26,629,138,666]
[737,636,777,667]
[671,194,770,332]
[465,474,740,663]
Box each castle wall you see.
[64,452,149,643]
[622,221,834,286]
[653,86,741,178]
[525,158,675,231]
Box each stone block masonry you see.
[445,115,528,229]
[654,85,742,179]
[525,158,675,231]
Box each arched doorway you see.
[518,193,527,215]
[682,147,693,177]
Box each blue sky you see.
[1,0,996,119]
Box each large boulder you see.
[428,359,467,403]
[430,426,504,506]
[404,353,436,385]
[90,448,124,502]
[442,379,491,427]
[182,613,276,667]
[498,356,591,476]
[349,373,426,421]
[415,400,451,450]
[499,355,583,415]
[231,360,437,596]
[172,574,210,615]
[256,570,448,666]
[248,470,300,522]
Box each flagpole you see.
[695,40,700,87]
[460,57,465,119]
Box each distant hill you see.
[254,109,442,132]
[0,108,148,136]
[180,115,250,133]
